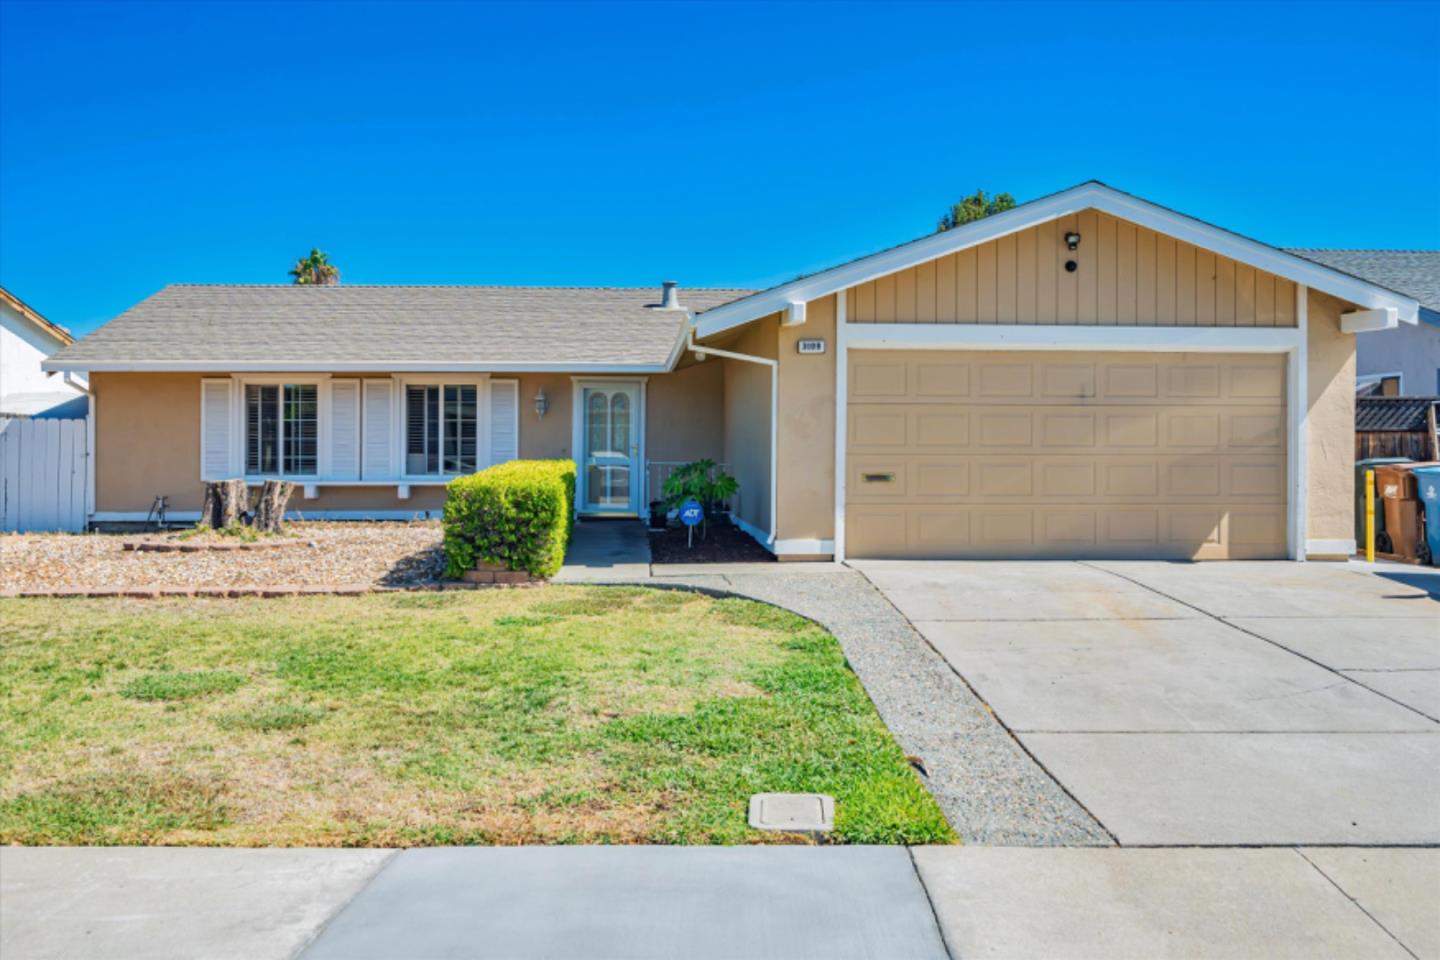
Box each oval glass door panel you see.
[582,384,639,513]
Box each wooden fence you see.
[0,417,91,532]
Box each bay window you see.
[245,383,317,477]
[406,384,477,475]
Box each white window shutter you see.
[329,380,361,481]
[200,378,234,480]
[489,379,519,465]
[362,379,395,479]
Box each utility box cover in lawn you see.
[749,793,835,834]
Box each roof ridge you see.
[1285,247,1440,253]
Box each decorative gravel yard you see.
[0,587,953,846]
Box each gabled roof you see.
[1285,249,1440,325]
[1356,396,1440,432]
[44,284,754,373]
[0,286,74,346]
[694,181,1423,337]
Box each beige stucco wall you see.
[775,294,837,546]
[91,369,723,516]
[1305,289,1357,554]
[720,316,778,535]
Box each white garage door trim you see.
[831,286,1312,562]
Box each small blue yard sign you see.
[679,499,704,527]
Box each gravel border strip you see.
[649,569,1115,847]
[0,581,542,599]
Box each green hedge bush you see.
[443,460,576,579]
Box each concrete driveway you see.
[853,559,1440,845]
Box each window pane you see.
[442,385,477,474]
[587,392,608,455]
[246,385,279,475]
[406,385,442,475]
[282,384,317,475]
[610,393,630,454]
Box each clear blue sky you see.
[2,1,1437,336]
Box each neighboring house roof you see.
[44,284,754,373]
[1355,396,1440,432]
[694,181,1423,337]
[1284,249,1440,326]
[0,285,74,346]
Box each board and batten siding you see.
[847,210,1299,328]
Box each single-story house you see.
[1282,249,1439,397]
[1,286,89,419]
[44,182,1422,561]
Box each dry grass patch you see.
[0,588,953,846]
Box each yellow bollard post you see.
[1365,468,1376,563]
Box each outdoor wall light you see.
[1065,231,1082,250]
[534,388,549,420]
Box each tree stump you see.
[198,479,248,529]
[252,479,295,533]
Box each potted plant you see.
[660,459,740,541]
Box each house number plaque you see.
[796,339,826,354]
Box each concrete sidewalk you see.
[5,846,1435,960]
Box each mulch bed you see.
[648,520,775,564]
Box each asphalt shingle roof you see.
[1356,396,1440,432]
[1285,249,1440,314]
[48,285,755,369]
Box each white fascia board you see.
[1340,307,1399,334]
[693,182,1420,337]
[845,323,1302,353]
[41,360,676,374]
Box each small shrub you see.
[121,670,246,702]
[443,460,576,579]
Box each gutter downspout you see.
[686,328,778,548]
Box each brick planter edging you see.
[460,559,543,585]
[1,579,546,600]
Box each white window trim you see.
[232,374,330,482]
[571,376,648,516]
[394,374,491,483]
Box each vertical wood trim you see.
[1035,218,1058,325]
[1076,209,1099,323]
[1176,242,1197,325]
[996,232,1017,322]
[935,253,957,322]
[1097,213,1118,322]
[1196,248,1216,326]
[1235,264,1256,327]
[1276,279,1296,327]
[1256,272,1276,327]
[1216,255,1236,326]
[895,260,917,322]
[957,247,978,323]
[1017,225,1038,322]
[977,241,998,322]
[1117,218,1137,325]
[1136,226,1156,323]
[916,258,937,323]
[874,273,896,323]
[854,280,875,323]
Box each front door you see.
[580,382,640,515]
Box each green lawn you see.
[0,587,953,846]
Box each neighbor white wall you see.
[0,300,85,416]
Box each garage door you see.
[845,351,1287,559]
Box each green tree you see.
[288,248,340,285]
[937,190,1017,232]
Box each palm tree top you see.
[289,248,340,285]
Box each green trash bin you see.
[1355,457,1411,550]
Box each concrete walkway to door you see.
[853,559,1440,846]
[553,519,652,582]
